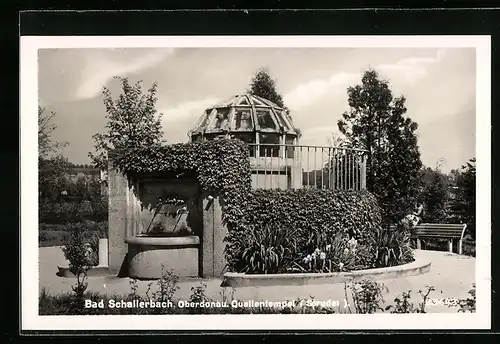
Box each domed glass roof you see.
[189,94,300,140]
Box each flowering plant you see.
[298,234,363,273]
[372,225,414,268]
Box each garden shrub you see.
[225,188,383,273]
[61,225,97,313]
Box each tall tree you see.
[458,158,476,237]
[38,107,70,200]
[421,167,449,223]
[38,106,68,159]
[248,67,285,108]
[337,69,423,225]
[89,77,165,171]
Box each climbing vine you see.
[109,138,252,229]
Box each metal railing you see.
[247,144,367,190]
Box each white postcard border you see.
[21,35,491,331]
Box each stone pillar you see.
[213,197,228,276]
[202,195,228,278]
[202,196,214,277]
[108,163,129,276]
[448,239,453,253]
[98,238,109,266]
[416,238,422,250]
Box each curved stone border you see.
[57,265,110,278]
[221,256,431,288]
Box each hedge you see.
[39,221,108,238]
[225,188,382,272]
[39,200,108,224]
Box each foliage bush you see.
[60,225,99,313]
[225,188,382,273]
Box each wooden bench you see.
[411,223,468,255]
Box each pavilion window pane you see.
[256,110,277,130]
[198,110,211,129]
[275,111,290,130]
[214,108,230,129]
[234,109,253,130]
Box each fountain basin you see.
[125,235,200,279]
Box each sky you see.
[38,47,476,172]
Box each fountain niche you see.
[124,176,202,280]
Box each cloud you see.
[284,72,358,111]
[298,126,339,146]
[160,97,219,123]
[284,49,449,111]
[75,49,174,100]
[376,49,448,83]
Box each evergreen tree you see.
[457,158,476,237]
[338,69,423,225]
[248,67,285,108]
[422,168,449,223]
[89,77,165,171]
